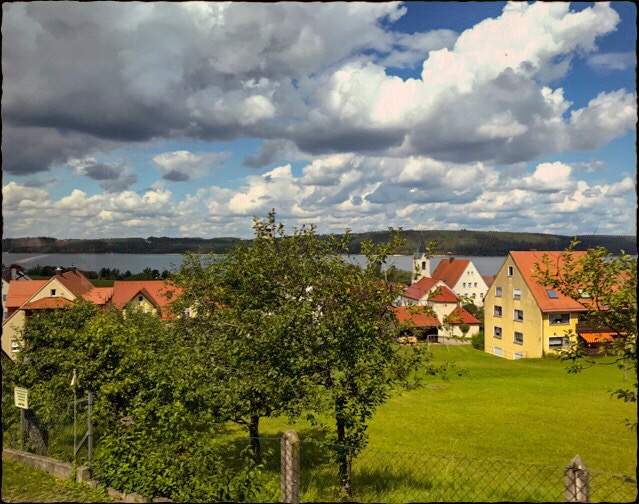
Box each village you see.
[1,241,617,362]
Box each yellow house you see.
[484,251,588,359]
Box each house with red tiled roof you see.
[430,257,489,306]
[396,276,480,342]
[484,251,593,360]
[1,267,182,361]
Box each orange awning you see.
[579,332,614,343]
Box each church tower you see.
[412,236,431,283]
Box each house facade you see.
[484,251,588,359]
[430,257,489,306]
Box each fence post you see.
[564,455,589,502]
[281,430,300,504]
[87,392,93,465]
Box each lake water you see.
[2,252,506,277]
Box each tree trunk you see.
[336,416,351,497]
[249,415,262,465]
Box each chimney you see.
[449,256,454,263]
[55,266,63,275]
[70,264,77,273]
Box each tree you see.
[533,240,637,429]
[172,211,448,494]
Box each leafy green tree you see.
[533,240,637,429]
[173,211,449,495]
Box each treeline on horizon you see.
[2,230,636,256]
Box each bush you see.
[471,331,484,350]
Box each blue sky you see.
[2,2,636,239]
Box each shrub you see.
[459,323,470,336]
[471,331,484,350]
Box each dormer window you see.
[50,289,56,297]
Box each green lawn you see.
[1,458,111,502]
[236,345,636,502]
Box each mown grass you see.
[227,345,636,501]
[1,458,111,502]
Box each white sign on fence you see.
[14,387,29,409]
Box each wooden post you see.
[565,455,589,502]
[281,430,300,504]
[87,392,93,465]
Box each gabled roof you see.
[431,257,470,288]
[111,281,181,309]
[446,306,481,325]
[428,284,458,303]
[5,281,48,309]
[22,298,74,310]
[392,306,441,327]
[403,277,444,300]
[509,251,588,313]
[55,269,95,297]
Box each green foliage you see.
[533,239,637,429]
[459,323,470,336]
[471,331,485,350]
[172,211,448,496]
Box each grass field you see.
[233,345,637,501]
[1,458,111,502]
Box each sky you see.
[2,1,637,239]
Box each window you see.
[549,313,570,325]
[463,282,466,288]
[513,288,521,300]
[493,326,502,339]
[549,336,569,349]
[507,266,514,276]
[11,340,20,353]
[514,352,524,360]
[514,309,524,322]
[422,261,426,270]
[50,289,57,297]
[494,305,502,317]
[474,282,477,288]
[496,286,502,297]
[138,295,143,302]
[2,294,6,302]
[480,293,484,299]
[547,289,558,299]
[493,347,503,357]
[514,331,524,345]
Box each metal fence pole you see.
[565,455,590,502]
[20,409,25,451]
[87,392,93,465]
[281,430,300,504]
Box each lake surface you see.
[2,252,506,276]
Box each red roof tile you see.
[22,298,74,310]
[446,306,481,325]
[403,277,441,300]
[431,258,470,288]
[510,251,588,313]
[82,287,114,305]
[392,306,441,327]
[56,269,95,297]
[482,275,496,288]
[111,281,181,309]
[428,284,458,303]
[5,280,48,308]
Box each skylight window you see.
[547,289,558,299]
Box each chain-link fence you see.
[288,440,636,503]
[2,392,95,466]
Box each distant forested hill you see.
[3,231,636,256]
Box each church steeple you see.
[412,235,431,283]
